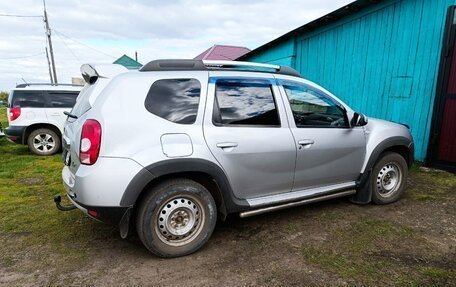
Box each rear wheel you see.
[371,152,408,204]
[27,128,61,156]
[136,178,217,258]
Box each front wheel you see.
[27,128,61,156]
[371,152,408,204]
[136,179,217,258]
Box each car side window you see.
[10,91,45,108]
[213,79,280,126]
[45,91,80,108]
[282,81,348,128]
[145,78,201,124]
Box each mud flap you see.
[350,170,372,204]
[119,208,132,239]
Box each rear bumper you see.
[5,125,26,144]
[62,157,143,215]
[67,194,129,224]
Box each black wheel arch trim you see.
[24,123,62,145]
[365,136,414,173]
[120,158,250,215]
[352,136,414,204]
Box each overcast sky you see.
[0,0,353,91]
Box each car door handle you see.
[216,142,238,149]
[298,139,314,147]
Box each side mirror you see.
[351,112,368,127]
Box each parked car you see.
[6,83,82,155]
[58,60,414,258]
[0,101,7,106]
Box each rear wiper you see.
[64,111,78,119]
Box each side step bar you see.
[239,190,356,218]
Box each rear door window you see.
[45,91,79,108]
[145,78,201,124]
[213,79,280,126]
[9,91,46,108]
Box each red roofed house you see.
[194,45,251,61]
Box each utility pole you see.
[45,47,54,83]
[43,0,57,84]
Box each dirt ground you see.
[0,163,455,286]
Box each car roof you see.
[13,84,83,91]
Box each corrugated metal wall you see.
[246,38,296,67]
[247,0,456,161]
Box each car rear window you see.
[144,79,201,124]
[9,91,46,108]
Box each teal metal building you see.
[240,0,456,169]
[113,54,142,70]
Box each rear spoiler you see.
[80,64,128,84]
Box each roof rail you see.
[140,59,207,71]
[15,83,83,88]
[203,60,279,69]
[140,59,301,77]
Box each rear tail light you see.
[9,107,21,121]
[80,119,102,165]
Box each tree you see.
[0,91,8,103]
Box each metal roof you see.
[238,0,384,60]
[194,45,251,60]
[14,83,83,90]
[113,54,143,70]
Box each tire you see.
[371,152,408,204]
[136,178,217,258]
[27,128,61,156]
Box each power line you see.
[54,30,81,61]
[0,13,42,18]
[52,29,116,59]
[0,52,45,60]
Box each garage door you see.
[429,6,456,171]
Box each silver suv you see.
[58,60,414,258]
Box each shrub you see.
[0,91,8,103]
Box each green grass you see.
[301,218,416,282]
[298,165,456,285]
[300,216,456,285]
[0,106,114,273]
[406,166,456,202]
